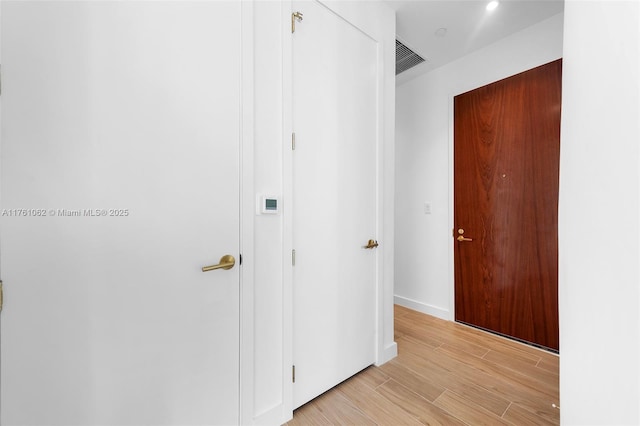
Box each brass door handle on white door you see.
[202,255,236,272]
[364,239,379,249]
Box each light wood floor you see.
[286,304,559,425]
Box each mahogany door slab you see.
[454,59,561,351]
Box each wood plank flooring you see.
[286,305,559,425]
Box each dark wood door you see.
[454,59,562,351]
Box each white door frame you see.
[282,0,397,418]
[239,1,256,425]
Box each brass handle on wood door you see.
[202,255,236,272]
[456,228,472,242]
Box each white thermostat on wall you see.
[259,195,280,214]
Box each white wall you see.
[559,1,640,424]
[394,13,564,319]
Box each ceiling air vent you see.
[396,39,425,75]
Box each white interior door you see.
[0,2,241,424]
[292,0,379,409]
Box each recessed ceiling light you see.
[435,28,447,37]
[486,1,499,11]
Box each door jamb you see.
[448,93,456,321]
[240,1,256,425]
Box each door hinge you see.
[292,365,296,383]
[0,280,4,312]
[292,249,296,266]
[292,132,296,150]
[291,11,303,33]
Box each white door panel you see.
[1,2,240,424]
[292,0,378,408]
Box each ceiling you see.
[386,0,564,84]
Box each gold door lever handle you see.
[457,236,473,242]
[364,239,379,249]
[202,255,236,272]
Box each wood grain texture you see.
[376,379,466,426]
[286,305,559,425]
[454,59,562,350]
[336,375,424,425]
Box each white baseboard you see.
[394,295,451,321]
[376,341,398,366]
[252,402,287,426]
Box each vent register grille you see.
[396,39,425,75]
